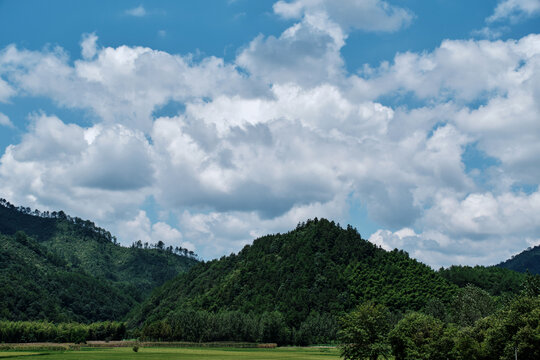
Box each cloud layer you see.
[0,1,539,267]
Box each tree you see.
[482,295,540,360]
[522,272,540,297]
[450,284,495,327]
[388,312,452,360]
[339,302,391,360]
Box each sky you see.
[0,0,539,268]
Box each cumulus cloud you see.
[237,13,346,87]
[273,0,414,32]
[116,210,194,250]
[179,193,349,258]
[351,35,540,102]
[0,112,14,128]
[0,113,151,227]
[0,20,539,266]
[371,191,540,267]
[0,77,16,102]
[80,33,98,60]
[487,0,540,23]
[0,37,264,131]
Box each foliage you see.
[141,310,305,345]
[439,265,525,296]
[0,200,198,322]
[480,295,540,360]
[383,294,540,360]
[0,232,136,323]
[129,219,457,336]
[388,312,454,360]
[521,272,540,297]
[498,245,540,275]
[294,312,339,345]
[0,320,126,343]
[338,303,391,360]
[450,284,496,327]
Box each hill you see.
[129,218,457,331]
[0,231,135,322]
[497,245,540,275]
[439,265,525,297]
[0,199,198,322]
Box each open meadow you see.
[0,347,341,360]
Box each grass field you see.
[0,347,341,359]
[0,353,43,358]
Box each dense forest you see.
[439,265,526,297]
[498,245,540,275]
[126,219,539,351]
[128,219,458,341]
[1,202,538,356]
[0,200,198,323]
[340,283,540,360]
[0,231,136,322]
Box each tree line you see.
[0,321,126,343]
[139,310,338,346]
[0,198,117,244]
[130,239,197,259]
[0,198,198,258]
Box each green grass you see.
[0,353,45,358]
[2,347,340,359]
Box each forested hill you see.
[0,231,136,322]
[129,218,457,329]
[0,199,199,322]
[439,265,526,296]
[498,245,540,274]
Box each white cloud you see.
[351,35,540,102]
[0,26,539,267]
[80,33,98,60]
[125,5,147,17]
[116,210,193,250]
[179,193,348,259]
[487,0,540,23]
[371,191,540,268]
[0,113,152,226]
[0,112,14,128]
[0,77,16,102]
[273,0,414,32]
[237,13,346,87]
[471,26,507,40]
[0,36,264,131]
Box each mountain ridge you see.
[0,199,198,322]
[497,245,540,275]
[128,218,458,329]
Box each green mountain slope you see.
[439,265,525,296]
[497,245,540,275]
[0,199,198,322]
[129,218,457,329]
[0,231,135,322]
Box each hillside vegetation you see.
[0,199,198,322]
[129,219,458,341]
[0,231,135,322]
[498,245,540,275]
[439,265,525,297]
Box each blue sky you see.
[0,0,539,267]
